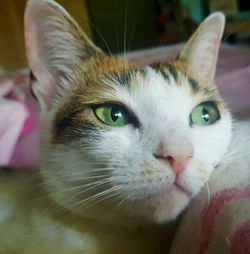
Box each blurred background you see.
[0,0,250,72]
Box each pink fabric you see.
[231,221,250,254]
[169,184,250,254]
[0,44,249,169]
[198,187,250,254]
[216,66,250,117]
[0,70,39,168]
[0,81,27,165]
[0,99,27,165]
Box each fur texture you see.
[0,0,241,253]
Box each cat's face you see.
[25,0,232,223]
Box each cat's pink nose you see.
[154,139,194,176]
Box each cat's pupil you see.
[111,108,122,122]
[202,108,210,122]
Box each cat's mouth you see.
[135,180,193,208]
[158,174,194,198]
[173,181,193,196]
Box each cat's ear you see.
[178,12,225,81]
[25,0,103,110]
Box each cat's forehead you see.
[57,56,225,126]
[101,63,224,121]
[72,56,220,105]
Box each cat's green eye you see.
[190,102,220,126]
[94,105,131,126]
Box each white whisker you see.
[88,21,112,55]
[123,0,128,58]
[75,185,125,210]
[205,181,211,205]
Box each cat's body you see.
[0,170,173,254]
[0,0,249,253]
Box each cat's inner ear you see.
[178,12,225,82]
[25,0,103,110]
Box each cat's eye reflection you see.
[190,101,220,126]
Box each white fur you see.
[40,67,232,223]
[0,1,240,253]
[25,0,232,228]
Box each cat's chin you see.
[135,186,192,224]
[53,185,192,227]
[153,190,191,223]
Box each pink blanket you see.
[0,44,250,168]
[169,119,250,253]
[0,70,39,168]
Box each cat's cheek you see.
[179,162,213,199]
[96,127,139,159]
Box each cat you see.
[0,0,238,253]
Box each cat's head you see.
[25,0,232,224]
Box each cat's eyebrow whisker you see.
[222,20,250,42]
[123,0,128,59]
[127,19,137,56]
[88,21,112,55]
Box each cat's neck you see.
[0,170,174,254]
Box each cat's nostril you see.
[154,153,192,175]
[154,154,169,161]
[155,154,174,163]
[166,156,174,163]
[166,156,175,169]
[154,154,176,166]
[154,138,194,175]
[154,154,175,165]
